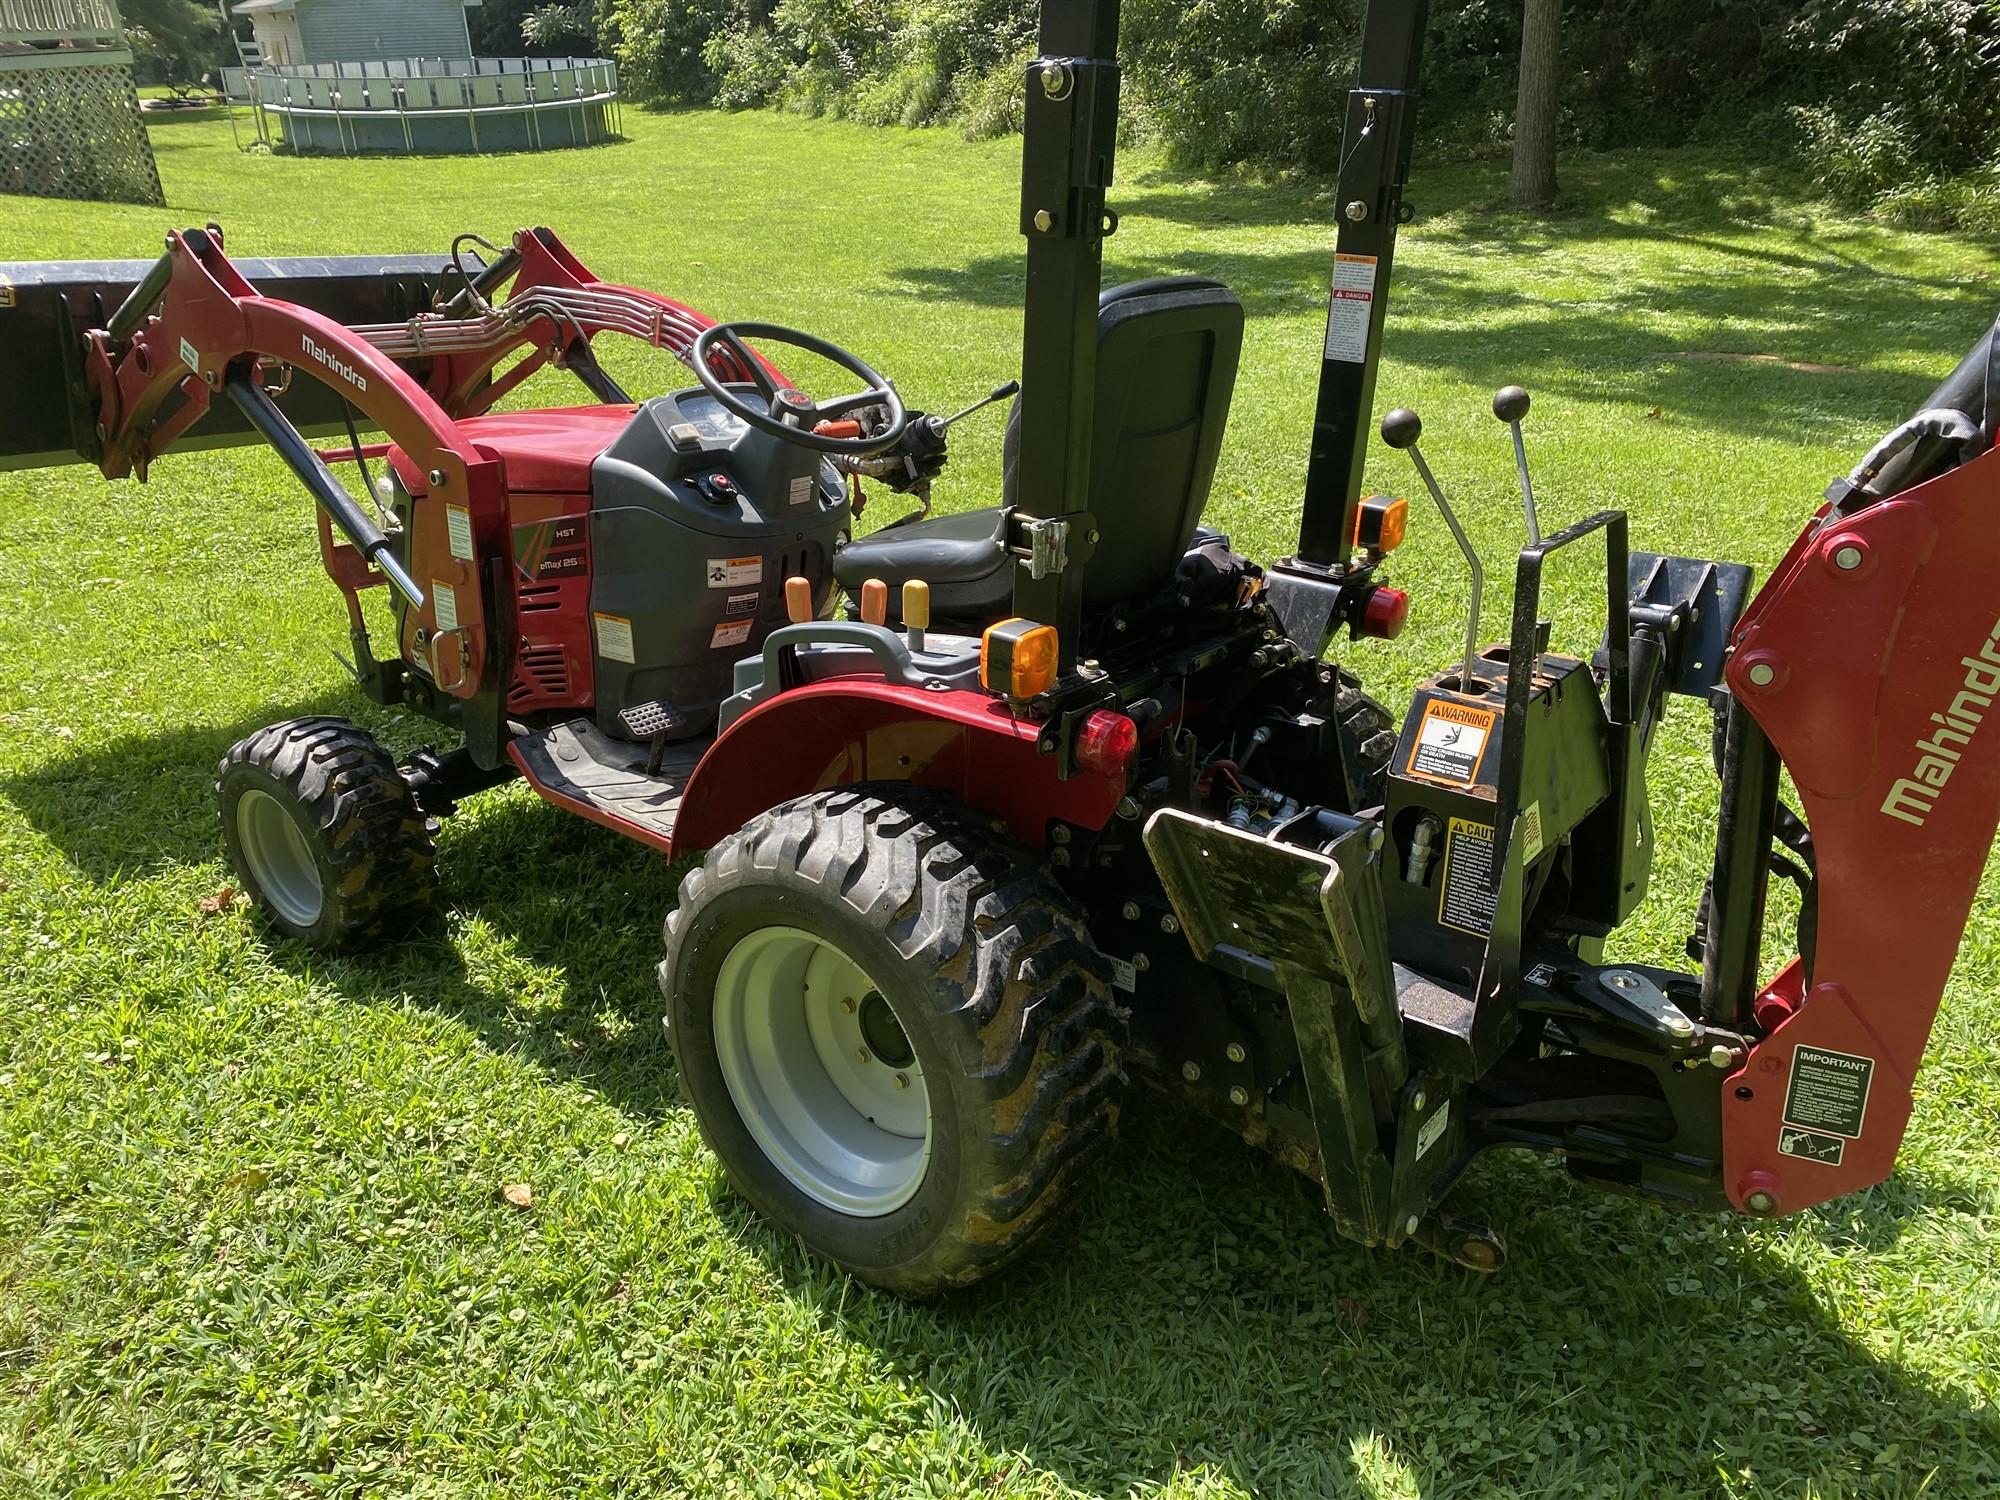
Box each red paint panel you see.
[505,492,595,715]
[1720,442,2000,1213]
[668,679,1127,855]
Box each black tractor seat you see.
[835,276,1245,628]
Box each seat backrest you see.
[1004,278,1243,607]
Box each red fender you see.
[1721,441,2000,1213]
[666,679,1128,857]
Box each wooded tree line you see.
[566,0,2000,225]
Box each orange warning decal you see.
[1405,699,1498,787]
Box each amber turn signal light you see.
[980,618,1058,700]
[1353,494,1409,553]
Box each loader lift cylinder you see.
[224,375,426,609]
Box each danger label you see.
[709,619,751,650]
[1778,1126,1845,1166]
[1782,1045,1874,1139]
[707,556,761,589]
[594,611,636,664]
[1407,700,1496,786]
[1438,818,1498,937]
[1323,253,1377,364]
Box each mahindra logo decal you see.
[300,333,367,394]
[1880,615,2000,827]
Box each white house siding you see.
[294,0,473,61]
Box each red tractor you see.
[4,0,1996,1297]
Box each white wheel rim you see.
[235,787,324,928]
[712,925,933,1216]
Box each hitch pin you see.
[1381,406,1483,692]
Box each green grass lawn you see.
[3,106,1998,1499]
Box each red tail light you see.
[1360,585,1410,640]
[1074,710,1139,778]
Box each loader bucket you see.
[0,253,470,473]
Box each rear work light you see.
[1074,709,1139,778]
[980,618,1058,700]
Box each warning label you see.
[445,503,474,562]
[1323,253,1378,364]
[1416,1100,1451,1160]
[707,556,762,589]
[1778,1126,1846,1165]
[1438,818,1498,937]
[709,619,752,650]
[594,611,636,664]
[1407,699,1497,786]
[1782,1045,1874,1139]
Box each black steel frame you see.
[1008,0,1432,665]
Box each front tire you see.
[215,717,437,950]
[661,787,1123,1296]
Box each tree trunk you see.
[1509,0,1561,209]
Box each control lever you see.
[1492,384,1540,545]
[1381,407,1484,692]
[932,379,1021,432]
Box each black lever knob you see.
[1380,407,1423,450]
[1492,385,1531,424]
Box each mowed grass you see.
[2,105,1998,1499]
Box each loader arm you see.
[1719,438,2000,1214]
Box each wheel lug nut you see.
[856,1047,872,1064]
[893,1072,910,1090]
[840,997,857,1014]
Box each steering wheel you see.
[691,321,908,456]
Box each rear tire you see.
[216,717,437,950]
[661,786,1123,1296]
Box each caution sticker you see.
[1438,817,1497,937]
[1782,1045,1874,1140]
[707,556,762,589]
[1323,253,1378,364]
[432,582,459,634]
[444,503,474,562]
[710,619,752,650]
[1406,699,1497,787]
[594,611,635,664]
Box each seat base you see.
[832,507,1012,626]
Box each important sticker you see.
[725,591,759,618]
[1782,1045,1874,1139]
[710,619,752,650]
[179,336,200,373]
[1438,818,1498,937]
[1323,253,1378,364]
[432,582,459,634]
[1407,699,1497,786]
[1108,957,1138,994]
[1416,1100,1451,1160]
[707,556,762,589]
[787,473,816,509]
[1777,1126,1846,1166]
[444,503,474,562]
[594,611,636,664]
